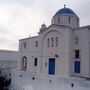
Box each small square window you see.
[75,50,79,59]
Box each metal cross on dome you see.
[64,4,66,8]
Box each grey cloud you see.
[0,26,11,34]
[0,34,18,50]
[72,1,90,26]
[0,0,90,50]
[0,0,34,7]
[0,37,11,43]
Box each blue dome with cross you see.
[55,5,77,17]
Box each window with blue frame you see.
[74,61,80,73]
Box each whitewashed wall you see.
[0,50,18,69]
[73,26,90,78]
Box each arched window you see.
[69,16,71,23]
[35,40,38,47]
[22,56,27,71]
[22,42,27,49]
[34,58,38,66]
[51,37,54,47]
[47,38,50,47]
[58,18,60,24]
[56,37,58,47]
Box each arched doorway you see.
[22,56,27,71]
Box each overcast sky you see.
[0,0,90,50]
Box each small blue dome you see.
[55,7,77,16]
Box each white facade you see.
[0,6,90,79]
[18,6,90,79]
[0,50,18,70]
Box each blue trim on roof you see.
[55,7,77,16]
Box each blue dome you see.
[55,7,77,16]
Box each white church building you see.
[0,6,90,79]
[18,6,90,79]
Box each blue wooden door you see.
[48,58,55,75]
[74,61,80,73]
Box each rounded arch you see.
[41,30,63,51]
[42,30,63,42]
[40,30,63,73]
[21,56,27,71]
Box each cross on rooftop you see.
[64,4,66,8]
